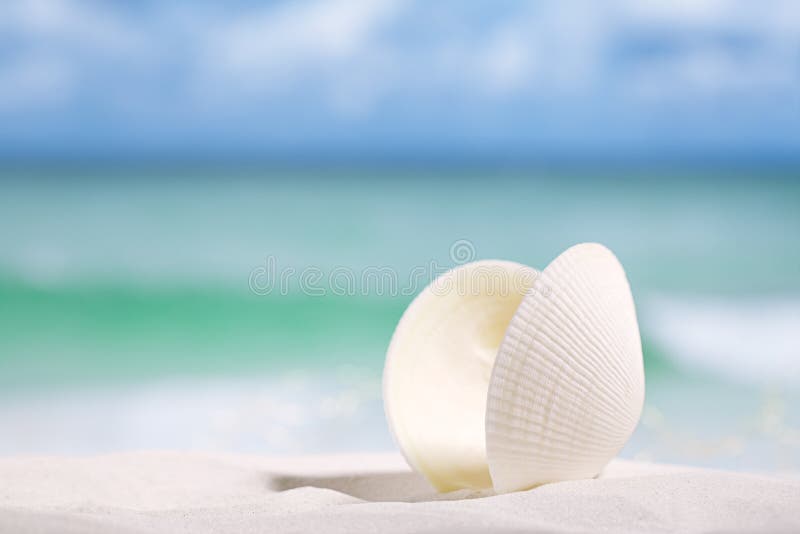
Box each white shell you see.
[383,243,644,494]
[486,243,644,492]
[383,260,538,491]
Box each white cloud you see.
[0,0,154,112]
[208,0,402,84]
[0,0,797,120]
[613,0,800,101]
[0,55,75,111]
[477,28,534,96]
[0,0,149,56]
[622,0,734,25]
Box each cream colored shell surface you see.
[486,243,644,493]
[383,260,538,491]
[383,244,644,494]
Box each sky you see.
[0,0,799,162]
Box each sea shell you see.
[383,243,644,493]
[485,243,644,492]
[383,260,539,491]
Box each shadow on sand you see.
[270,471,495,503]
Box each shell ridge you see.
[533,259,633,410]
[494,328,616,484]
[486,366,633,446]
[486,294,545,488]
[521,280,633,414]
[547,255,639,399]
[486,244,644,493]
[547,259,633,377]
[558,248,637,360]
[486,398,630,450]
[561,250,641,370]
[516,304,632,415]
[554,247,644,454]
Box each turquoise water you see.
[0,168,798,469]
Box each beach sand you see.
[0,452,797,533]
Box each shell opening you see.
[383,260,536,491]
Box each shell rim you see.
[382,258,531,488]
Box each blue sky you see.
[0,0,799,161]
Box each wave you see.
[0,372,389,455]
[0,276,407,388]
[2,274,798,388]
[642,295,800,386]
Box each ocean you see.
[0,168,798,472]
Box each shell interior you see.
[383,260,537,491]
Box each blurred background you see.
[0,0,798,474]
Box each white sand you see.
[0,452,797,533]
